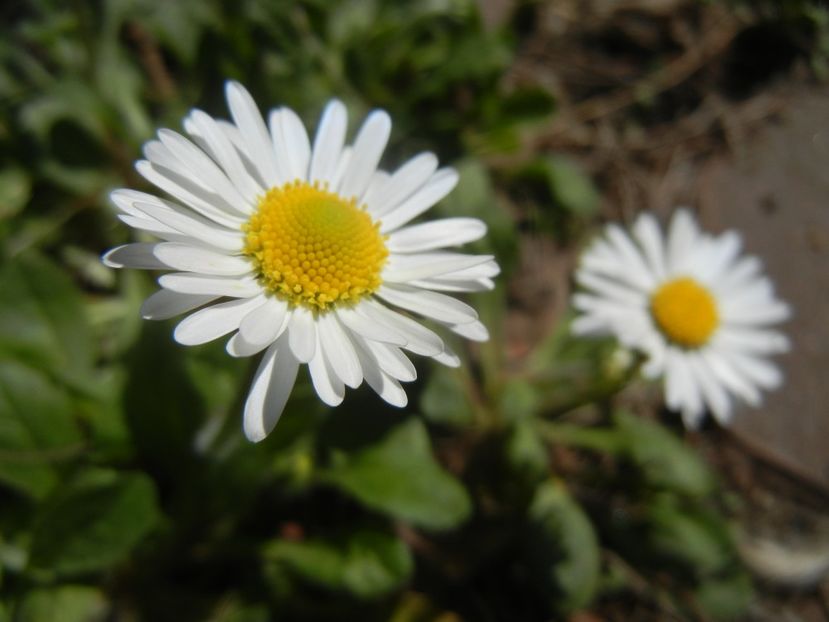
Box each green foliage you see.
[264,529,413,598]
[14,586,106,622]
[526,482,601,613]
[324,419,471,531]
[28,468,161,577]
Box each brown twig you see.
[125,21,177,102]
[538,11,740,143]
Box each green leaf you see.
[526,481,601,613]
[513,156,599,219]
[265,529,413,599]
[324,419,471,530]
[0,168,31,220]
[20,80,108,141]
[15,585,106,622]
[646,496,732,576]
[498,379,540,423]
[694,572,753,620]
[0,360,83,499]
[420,367,474,427]
[0,253,95,389]
[28,469,161,577]
[615,411,715,496]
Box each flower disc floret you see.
[650,277,719,348]
[243,181,388,310]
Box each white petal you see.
[723,351,782,390]
[445,320,489,342]
[159,273,261,297]
[351,338,408,407]
[317,314,362,388]
[373,152,439,218]
[132,200,244,252]
[631,212,667,281]
[309,99,347,186]
[103,243,167,270]
[361,171,391,213]
[379,168,459,233]
[687,352,731,424]
[358,300,444,356]
[697,231,742,282]
[424,259,500,281]
[139,145,245,223]
[308,330,345,406]
[140,290,217,320]
[721,298,791,326]
[605,223,657,290]
[330,146,352,192]
[185,110,264,204]
[387,218,487,253]
[239,296,290,348]
[408,277,495,293]
[118,214,183,240]
[153,243,252,275]
[359,339,417,381]
[700,348,762,407]
[666,208,699,274]
[383,252,495,282]
[243,337,300,442]
[174,295,266,345]
[225,331,272,358]
[713,327,790,354]
[270,107,311,182]
[287,306,317,363]
[225,81,284,185]
[335,306,407,346]
[712,255,763,292]
[433,343,461,368]
[576,271,646,307]
[132,164,247,227]
[157,129,252,213]
[217,119,268,188]
[340,110,391,199]
[377,283,477,325]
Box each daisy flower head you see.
[572,209,790,429]
[103,81,498,442]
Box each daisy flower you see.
[103,81,498,442]
[572,209,790,428]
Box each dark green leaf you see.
[526,481,601,613]
[265,529,413,599]
[0,169,31,220]
[646,496,731,576]
[615,411,715,496]
[28,469,161,576]
[694,572,753,620]
[0,253,95,388]
[0,360,83,499]
[15,585,106,622]
[420,367,474,427]
[324,419,471,530]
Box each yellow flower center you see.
[243,181,388,310]
[650,277,719,348]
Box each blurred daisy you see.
[103,81,497,441]
[572,209,790,428]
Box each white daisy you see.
[572,209,790,428]
[103,81,498,442]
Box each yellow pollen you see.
[650,277,719,348]
[243,181,388,310]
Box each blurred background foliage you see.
[0,0,826,620]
